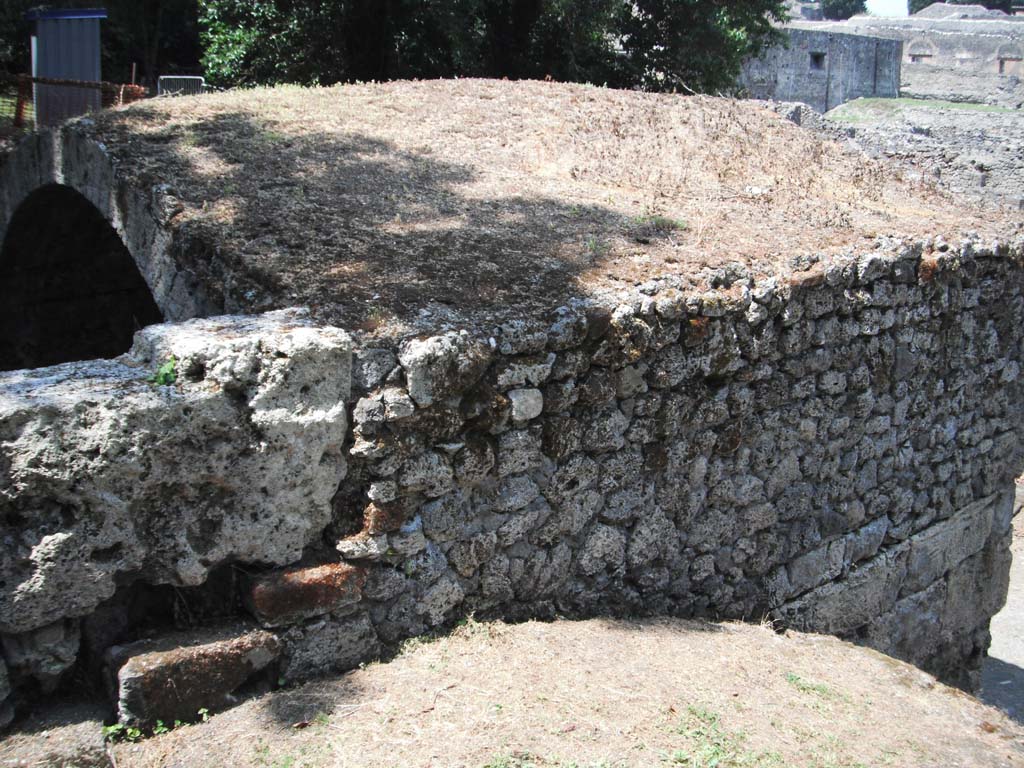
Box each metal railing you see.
[157,75,208,96]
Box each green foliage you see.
[785,672,835,697]
[634,214,688,233]
[667,706,785,767]
[821,0,867,20]
[0,1,201,86]
[198,0,788,94]
[617,0,788,94]
[150,355,178,386]
[102,722,143,742]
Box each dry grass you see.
[83,80,1021,329]
[110,617,1024,768]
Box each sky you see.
[866,0,909,15]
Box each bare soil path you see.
[103,618,1024,768]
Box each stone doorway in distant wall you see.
[0,184,163,372]
[998,43,1024,75]
[906,37,937,65]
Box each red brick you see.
[245,563,367,627]
[107,625,280,726]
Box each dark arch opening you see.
[0,184,163,371]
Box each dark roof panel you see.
[25,8,108,22]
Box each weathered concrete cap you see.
[244,562,368,628]
[105,624,281,725]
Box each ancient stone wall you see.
[1,231,1023,725]
[740,28,902,112]
[790,14,1024,107]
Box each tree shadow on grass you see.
[98,105,664,329]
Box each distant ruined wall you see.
[1,129,1023,728]
[790,16,1024,107]
[740,28,902,112]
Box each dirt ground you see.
[81,79,1020,329]
[99,617,1024,768]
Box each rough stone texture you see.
[106,625,282,725]
[825,100,1024,211]
[279,612,379,683]
[0,308,352,635]
[328,238,1024,698]
[1,619,80,693]
[2,240,1024,726]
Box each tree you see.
[822,0,867,20]
[0,0,37,74]
[199,0,624,87]
[618,0,789,93]
[0,1,201,86]
[198,0,788,94]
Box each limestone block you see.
[902,493,996,596]
[0,310,351,636]
[508,388,544,422]
[774,545,909,635]
[390,516,428,557]
[398,332,491,407]
[417,575,466,625]
[495,353,557,390]
[107,625,282,725]
[352,348,397,391]
[398,452,455,497]
[497,428,544,476]
[280,612,378,683]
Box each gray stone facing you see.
[0,238,1023,726]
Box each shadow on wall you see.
[96,106,660,329]
[0,184,163,372]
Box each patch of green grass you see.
[482,755,539,768]
[828,96,1014,123]
[785,672,836,698]
[666,706,785,767]
[634,213,688,233]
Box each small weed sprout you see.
[785,672,839,699]
[635,213,687,233]
[585,236,611,259]
[149,355,178,386]
[102,722,143,743]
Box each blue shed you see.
[25,8,107,127]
